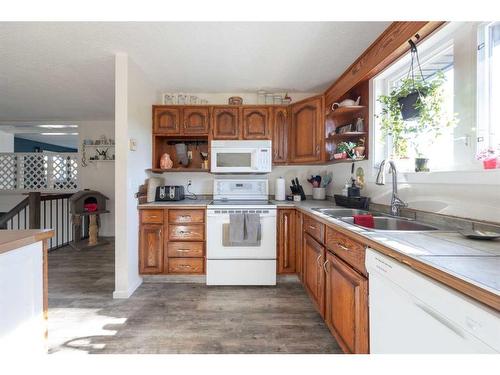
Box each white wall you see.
[0,130,14,152]
[159,92,319,105]
[78,121,115,236]
[114,53,159,299]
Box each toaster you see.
[155,185,185,201]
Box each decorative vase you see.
[160,153,173,169]
[354,146,365,158]
[312,187,326,200]
[415,157,430,172]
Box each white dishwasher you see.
[366,249,500,354]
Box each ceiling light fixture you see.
[40,132,79,136]
[37,125,78,129]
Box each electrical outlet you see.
[187,179,192,186]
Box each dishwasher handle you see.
[414,300,466,339]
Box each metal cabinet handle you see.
[316,144,320,155]
[309,225,316,230]
[316,253,322,265]
[179,264,192,269]
[323,259,329,273]
[177,249,190,252]
[180,215,191,219]
[337,242,349,251]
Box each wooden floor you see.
[48,240,341,354]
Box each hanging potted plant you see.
[377,40,456,170]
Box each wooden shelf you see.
[326,132,367,141]
[328,105,367,116]
[148,168,210,174]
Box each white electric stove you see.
[206,177,277,286]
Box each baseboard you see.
[142,275,206,283]
[277,274,300,283]
[113,276,143,299]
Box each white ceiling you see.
[0,22,390,121]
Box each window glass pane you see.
[216,153,252,168]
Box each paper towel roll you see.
[275,177,286,201]
[147,177,165,202]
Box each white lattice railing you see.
[0,152,79,192]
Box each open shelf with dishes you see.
[325,80,369,163]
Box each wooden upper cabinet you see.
[242,107,270,140]
[153,106,181,135]
[277,209,296,274]
[182,107,210,135]
[303,232,325,317]
[289,96,323,164]
[272,107,288,163]
[325,252,369,354]
[139,223,163,274]
[212,107,240,139]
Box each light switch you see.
[129,139,137,151]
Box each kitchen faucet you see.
[375,160,408,216]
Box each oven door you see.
[206,209,276,259]
[210,148,258,173]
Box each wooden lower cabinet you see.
[277,209,296,274]
[303,232,325,317]
[139,208,205,275]
[325,251,369,354]
[295,210,303,281]
[139,224,164,274]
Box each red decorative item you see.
[483,158,497,170]
[84,203,98,212]
[353,214,374,228]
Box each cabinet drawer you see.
[325,227,366,275]
[168,209,205,224]
[167,242,204,258]
[303,215,325,243]
[168,224,205,241]
[168,258,204,274]
[140,209,164,224]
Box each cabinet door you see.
[295,210,303,281]
[212,107,240,139]
[303,233,325,316]
[277,209,296,274]
[272,107,288,163]
[153,106,181,135]
[242,107,270,139]
[325,252,369,354]
[182,107,210,135]
[289,97,323,163]
[139,224,163,274]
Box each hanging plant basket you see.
[397,39,427,121]
[398,91,423,121]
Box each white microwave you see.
[210,140,272,173]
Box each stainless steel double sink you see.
[312,208,438,232]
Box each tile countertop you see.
[138,197,499,304]
[280,199,500,300]
[138,199,213,208]
[0,229,54,255]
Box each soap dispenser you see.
[347,178,361,197]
